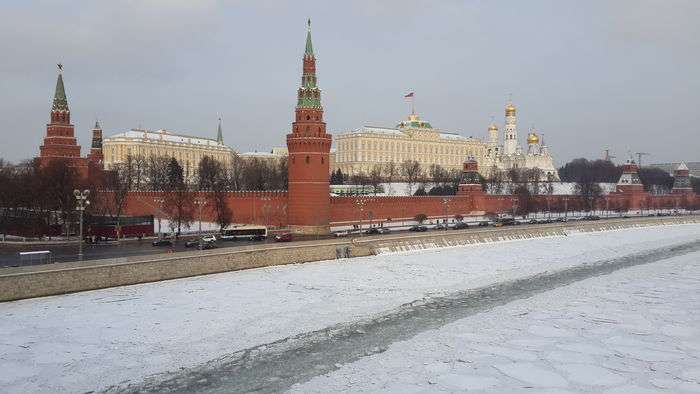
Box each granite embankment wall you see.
[1,216,698,302]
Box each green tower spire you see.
[216,118,224,144]
[52,67,69,112]
[305,19,313,56]
[297,19,321,109]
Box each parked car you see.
[435,223,448,230]
[452,222,469,230]
[493,222,504,227]
[364,228,380,235]
[334,231,351,237]
[528,219,538,224]
[274,233,293,242]
[409,225,428,232]
[556,217,568,222]
[198,241,216,250]
[152,239,172,247]
[478,221,490,227]
[378,227,392,234]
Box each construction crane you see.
[635,152,650,167]
[603,149,616,162]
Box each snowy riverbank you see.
[0,223,698,392]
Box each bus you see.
[220,225,268,241]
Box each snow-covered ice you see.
[290,246,700,393]
[0,224,698,392]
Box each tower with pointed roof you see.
[39,66,82,160]
[87,120,104,165]
[286,20,332,235]
[216,118,224,144]
[672,162,692,193]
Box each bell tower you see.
[503,97,518,156]
[286,20,332,235]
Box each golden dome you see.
[527,132,539,145]
[505,103,516,116]
[488,123,498,131]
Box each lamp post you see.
[355,197,366,236]
[193,198,206,236]
[563,197,569,219]
[74,189,90,261]
[511,197,518,219]
[153,197,165,236]
[546,198,551,221]
[605,196,610,218]
[261,196,272,228]
[442,197,450,230]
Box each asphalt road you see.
[0,236,282,267]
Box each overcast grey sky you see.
[1,0,698,165]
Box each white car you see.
[201,234,217,243]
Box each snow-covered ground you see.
[291,248,700,393]
[0,224,698,392]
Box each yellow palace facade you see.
[334,112,488,177]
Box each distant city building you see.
[333,99,559,180]
[103,120,232,180]
[238,147,289,164]
[650,162,700,177]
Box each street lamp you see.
[74,189,90,261]
[153,197,165,236]
[193,198,207,236]
[261,196,272,228]
[442,197,450,230]
[563,197,569,219]
[355,197,367,235]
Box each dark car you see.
[198,241,216,250]
[452,222,469,230]
[184,239,200,248]
[364,228,381,235]
[152,239,172,247]
[378,227,392,234]
[409,225,428,232]
[274,233,293,242]
[528,219,538,224]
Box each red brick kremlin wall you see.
[114,189,696,230]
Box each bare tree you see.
[164,158,193,235]
[368,165,383,195]
[401,160,421,195]
[104,155,135,238]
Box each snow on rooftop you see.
[105,129,227,147]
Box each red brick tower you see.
[457,157,483,195]
[286,20,332,235]
[87,120,104,166]
[39,66,82,161]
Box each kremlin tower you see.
[39,66,82,162]
[87,120,104,166]
[286,20,333,235]
[616,157,644,193]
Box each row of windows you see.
[337,139,482,156]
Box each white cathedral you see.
[483,100,559,180]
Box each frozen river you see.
[0,223,698,393]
